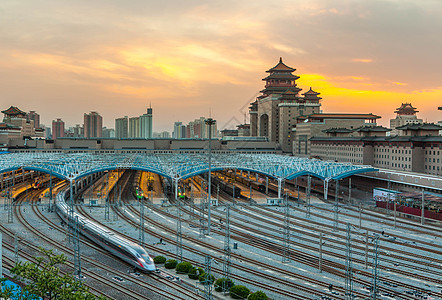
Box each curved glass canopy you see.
[0,152,376,182]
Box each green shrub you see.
[230,285,250,299]
[164,259,178,269]
[153,256,166,264]
[188,267,204,280]
[248,290,268,300]
[214,277,234,292]
[175,261,192,274]
[198,273,215,285]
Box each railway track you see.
[111,173,369,299]
[130,171,441,299]
[5,181,202,300]
[100,172,318,299]
[229,204,442,281]
[171,202,430,299]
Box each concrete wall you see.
[8,138,279,154]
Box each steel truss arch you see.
[0,152,377,182]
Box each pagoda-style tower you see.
[395,103,418,116]
[390,102,423,136]
[260,57,301,98]
[249,58,322,152]
[2,106,27,123]
[302,87,322,103]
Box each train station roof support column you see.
[277,178,284,199]
[324,179,330,201]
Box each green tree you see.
[188,267,204,280]
[0,247,108,300]
[248,290,268,300]
[230,285,250,299]
[153,256,166,264]
[214,277,234,292]
[198,273,215,285]
[164,259,178,269]
[175,261,192,274]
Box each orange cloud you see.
[297,73,442,126]
[352,58,373,63]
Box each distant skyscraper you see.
[73,124,83,138]
[84,111,102,138]
[44,126,51,139]
[173,121,188,139]
[140,107,153,139]
[102,127,115,138]
[129,116,140,138]
[160,131,170,138]
[28,111,40,129]
[115,116,129,139]
[52,118,65,139]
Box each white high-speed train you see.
[56,188,156,272]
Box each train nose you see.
[137,258,156,272]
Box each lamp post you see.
[205,118,216,235]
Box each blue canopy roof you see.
[0,152,376,181]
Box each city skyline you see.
[1,1,441,132]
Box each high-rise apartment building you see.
[160,131,170,138]
[73,124,83,137]
[129,117,140,138]
[173,122,186,138]
[52,118,65,139]
[28,111,40,129]
[84,111,102,138]
[102,127,115,138]
[115,116,129,139]
[173,118,217,139]
[140,107,153,139]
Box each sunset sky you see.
[1,0,441,132]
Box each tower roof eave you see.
[2,106,27,116]
[266,57,296,73]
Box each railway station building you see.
[0,106,44,145]
[309,123,442,176]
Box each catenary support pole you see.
[348,178,352,205]
[49,171,53,212]
[365,230,368,269]
[222,205,231,294]
[265,176,269,195]
[345,223,353,300]
[204,255,213,300]
[205,118,215,235]
[421,188,425,225]
[371,235,380,300]
[306,175,311,218]
[232,181,235,207]
[0,233,2,279]
[333,179,339,231]
[282,193,291,263]
[394,202,397,228]
[176,178,183,261]
[14,233,18,263]
[319,232,323,273]
[387,173,391,216]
